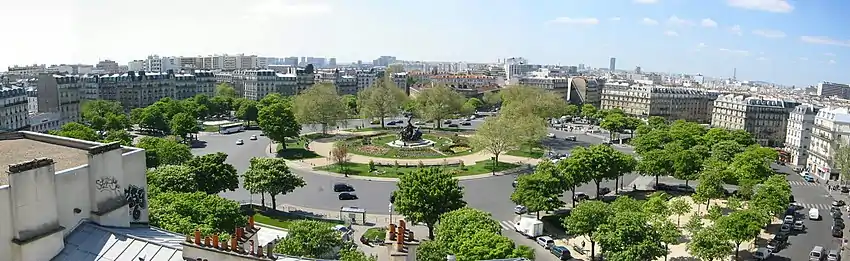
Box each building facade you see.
[808,107,850,180]
[711,94,799,147]
[518,76,570,100]
[601,85,718,123]
[36,74,82,126]
[785,104,819,167]
[816,82,850,99]
[0,86,29,132]
[567,77,602,108]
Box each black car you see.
[443,120,452,124]
[448,124,459,128]
[842,186,849,193]
[598,187,612,196]
[574,192,590,201]
[339,192,358,200]
[833,227,844,238]
[767,239,783,252]
[673,184,696,193]
[387,121,397,126]
[653,183,671,190]
[834,200,846,207]
[461,122,472,126]
[834,220,845,229]
[333,183,355,192]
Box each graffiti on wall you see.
[95,176,121,195]
[125,185,147,221]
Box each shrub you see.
[368,160,376,172]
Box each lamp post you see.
[389,203,394,224]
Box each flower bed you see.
[343,133,480,159]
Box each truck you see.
[514,217,544,238]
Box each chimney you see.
[194,229,201,245]
[396,229,404,252]
[266,242,275,257]
[257,246,264,257]
[249,216,255,230]
[236,227,244,240]
[231,237,238,252]
[250,240,255,255]
[212,234,219,248]
[204,237,211,247]
[389,224,397,240]
[399,225,406,243]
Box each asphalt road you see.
[194,119,639,261]
[777,168,842,261]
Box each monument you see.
[388,116,434,148]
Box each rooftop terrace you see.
[0,132,118,185]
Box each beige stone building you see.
[567,77,601,107]
[807,107,850,180]
[600,85,718,123]
[711,94,799,147]
[518,76,570,101]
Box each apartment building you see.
[816,82,850,99]
[392,72,410,95]
[808,107,850,180]
[223,67,315,99]
[36,74,82,126]
[711,94,799,147]
[79,70,217,109]
[431,74,498,89]
[95,60,120,73]
[601,85,718,123]
[356,70,379,90]
[518,76,570,100]
[567,77,602,108]
[785,104,819,167]
[0,86,29,132]
[6,64,47,76]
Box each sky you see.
[0,0,848,86]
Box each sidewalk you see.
[305,139,541,167]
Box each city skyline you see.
[1,0,847,86]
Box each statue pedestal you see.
[387,139,435,148]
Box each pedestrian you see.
[581,241,586,249]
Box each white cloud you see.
[727,0,794,13]
[634,0,659,4]
[610,17,621,22]
[829,60,837,64]
[667,16,694,26]
[799,57,809,61]
[701,18,718,28]
[550,17,600,25]
[729,25,743,36]
[752,29,786,38]
[642,18,659,26]
[800,36,850,47]
[757,57,769,61]
[665,30,679,37]
[247,0,332,18]
[825,53,836,56]
[698,43,707,48]
[719,48,750,56]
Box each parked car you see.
[832,226,844,237]
[333,183,355,192]
[842,186,850,193]
[753,247,772,260]
[597,187,612,196]
[834,200,846,207]
[794,220,805,231]
[547,133,556,138]
[564,136,577,141]
[443,120,452,124]
[549,245,572,260]
[672,184,695,193]
[783,215,795,224]
[514,205,528,214]
[448,124,459,128]
[536,236,555,249]
[338,192,358,200]
[827,249,841,261]
[574,192,590,201]
[779,224,791,234]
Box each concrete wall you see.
[0,132,148,261]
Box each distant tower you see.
[635,66,642,74]
[733,68,737,81]
[609,58,617,71]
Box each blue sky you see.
[1,0,847,86]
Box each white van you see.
[810,208,820,220]
[811,246,825,261]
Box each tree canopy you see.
[293,83,348,133]
[394,167,466,239]
[273,220,343,258]
[81,100,129,132]
[413,84,465,128]
[258,102,301,144]
[136,136,193,168]
[242,157,306,210]
[184,152,240,194]
[357,75,407,128]
[511,160,564,218]
[149,191,247,236]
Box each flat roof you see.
[0,138,89,185]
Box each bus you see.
[218,122,245,134]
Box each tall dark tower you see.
[733,68,737,81]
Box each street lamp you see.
[389,203,394,224]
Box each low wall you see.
[369,159,464,167]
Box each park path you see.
[302,137,540,167]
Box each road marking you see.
[788,181,821,187]
[500,220,515,231]
[795,203,833,210]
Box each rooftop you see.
[0,137,89,185]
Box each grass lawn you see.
[303,133,335,140]
[277,137,321,160]
[363,227,387,241]
[346,134,479,159]
[315,160,519,178]
[253,212,343,230]
[348,126,402,132]
[506,145,546,159]
[202,125,221,132]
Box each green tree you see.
[209,95,232,116]
[236,100,260,125]
[595,211,667,261]
[471,115,521,173]
[81,100,129,131]
[564,104,580,117]
[500,85,566,119]
[637,149,674,189]
[258,102,301,149]
[149,191,247,236]
[569,145,636,198]
[51,122,99,141]
[146,165,195,195]
[169,112,200,141]
[465,97,484,110]
[452,231,533,261]
[435,207,501,244]
[710,140,745,163]
[716,209,765,260]
[667,120,706,149]
[632,128,670,154]
[643,192,671,220]
[259,93,290,109]
[394,167,466,239]
[414,84,465,128]
[357,76,406,128]
[137,106,169,133]
[101,129,133,146]
[294,83,348,133]
[242,158,306,210]
[684,215,705,235]
[693,160,727,210]
[580,104,598,121]
[668,197,692,227]
[654,219,683,261]
[273,220,343,258]
[729,145,778,185]
[341,94,358,115]
[668,143,704,186]
[184,152,240,194]
[834,143,850,185]
[564,200,612,260]
[504,113,548,155]
[729,129,756,146]
[416,240,450,261]
[215,82,238,98]
[482,91,501,107]
[556,158,589,208]
[600,113,627,141]
[510,160,564,218]
[688,227,733,261]
[136,136,193,168]
[339,249,377,261]
[702,128,733,146]
[750,175,792,218]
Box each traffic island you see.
[314,160,519,178]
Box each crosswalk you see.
[499,220,516,231]
[788,180,822,187]
[794,203,834,210]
